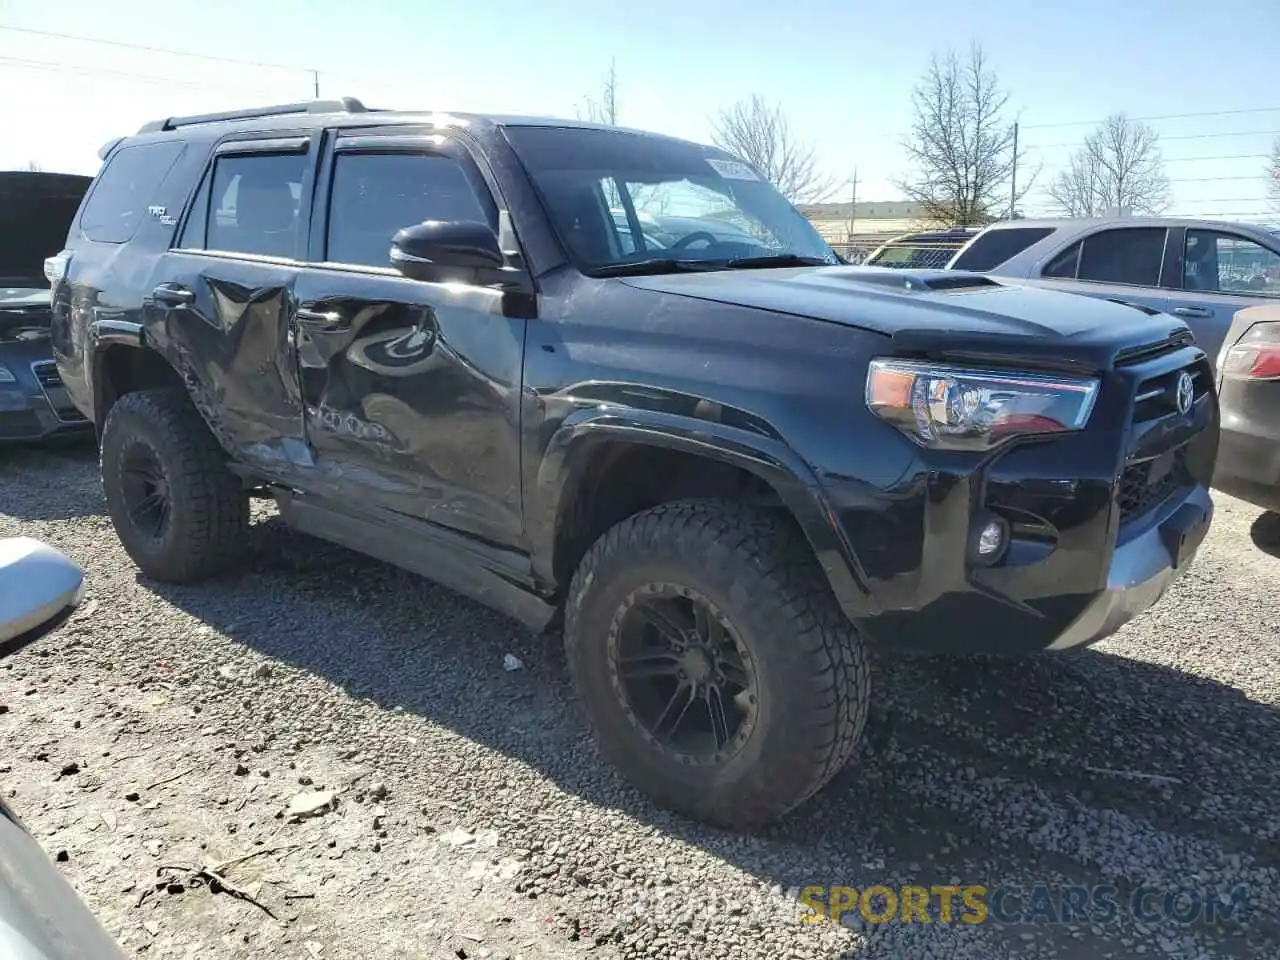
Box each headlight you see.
[866,359,1100,451]
[0,363,16,384]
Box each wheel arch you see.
[86,320,219,448]
[532,407,876,621]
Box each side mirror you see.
[391,220,505,281]
[0,538,85,653]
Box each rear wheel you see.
[564,499,870,830]
[100,388,249,583]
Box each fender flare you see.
[86,319,148,431]
[86,320,213,445]
[530,406,878,620]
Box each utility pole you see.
[847,168,859,246]
[1009,121,1019,220]
[312,70,320,98]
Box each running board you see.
[272,490,556,632]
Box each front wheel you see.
[564,499,871,830]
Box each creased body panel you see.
[291,270,526,542]
[143,253,306,470]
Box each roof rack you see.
[137,97,371,134]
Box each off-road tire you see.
[564,499,871,830]
[100,388,249,583]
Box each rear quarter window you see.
[950,227,1055,271]
[78,140,187,244]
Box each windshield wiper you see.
[721,254,833,270]
[586,259,723,278]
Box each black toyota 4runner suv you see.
[48,98,1219,829]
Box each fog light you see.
[968,513,1009,566]
[977,520,1005,557]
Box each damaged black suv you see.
[49,98,1219,829]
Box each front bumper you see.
[1046,485,1211,650]
[821,342,1218,656]
[0,360,91,443]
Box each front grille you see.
[31,361,62,389]
[1131,361,1210,424]
[30,361,86,423]
[1118,446,1188,524]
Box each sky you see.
[1,0,1278,224]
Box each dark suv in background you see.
[1,171,94,442]
[48,98,1219,829]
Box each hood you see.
[620,265,1188,372]
[1,172,92,289]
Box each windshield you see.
[503,125,839,274]
[0,287,50,308]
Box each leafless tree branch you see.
[895,43,1032,226]
[710,94,835,204]
[1048,113,1170,217]
[578,59,619,126]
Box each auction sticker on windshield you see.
[706,159,760,181]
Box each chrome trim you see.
[334,134,452,153]
[29,361,85,424]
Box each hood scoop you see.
[830,266,1001,293]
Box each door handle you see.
[295,307,350,332]
[152,284,194,307]
[1173,306,1213,318]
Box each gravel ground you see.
[1,439,1278,960]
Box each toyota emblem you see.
[1175,370,1194,415]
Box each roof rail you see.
[137,97,371,134]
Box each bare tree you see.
[896,43,1030,226]
[579,59,619,126]
[710,94,834,204]
[1269,137,1280,213]
[1047,114,1170,217]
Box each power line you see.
[1027,130,1280,151]
[0,55,287,96]
[1168,174,1270,183]
[0,24,310,74]
[1150,197,1275,204]
[0,32,520,115]
[1020,105,1280,131]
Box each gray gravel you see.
[1,439,1277,960]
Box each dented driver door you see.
[289,131,526,543]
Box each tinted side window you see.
[1076,228,1167,286]
[1042,241,1082,278]
[206,153,306,259]
[79,140,186,243]
[951,227,1054,271]
[326,152,495,268]
[1184,230,1280,298]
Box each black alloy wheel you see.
[119,441,172,541]
[609,583,758,766]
